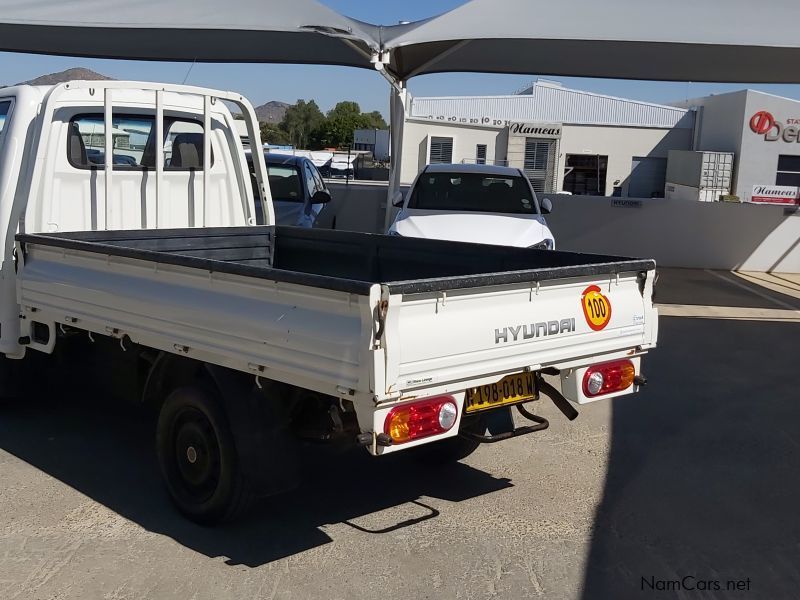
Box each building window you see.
[776,155,800,186]
[429,136,453,164]
[523,138,557,194]
[563,154,608,196]
[476,144,487,165]
[628,156,666,198]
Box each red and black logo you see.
[749,111,775,135]
[748,110,800,142]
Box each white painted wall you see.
[544,195,799,273]
[681,89,800,201]
[324,182,800,273]
[556,125,693,196]
[400,120,503,183]
[400,118,693,197]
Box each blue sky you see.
[3,0,800,116]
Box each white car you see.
[388,164,555,249]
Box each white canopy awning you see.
[380,0,800,83]
[0,0,379,68]
[3,0,800,84]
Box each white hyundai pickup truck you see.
[0,81,658,523]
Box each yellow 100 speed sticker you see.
[581,285,612,331]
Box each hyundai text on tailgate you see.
[0,81,658,524]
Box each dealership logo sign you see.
[509,122,562,138]
[749,111,800,142]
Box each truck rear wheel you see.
[156,385,254,524]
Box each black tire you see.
[156,385,254,525]
[412,415,486,464]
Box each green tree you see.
[364,110,388,130]
[315,101,388,149]
[279,100,325,149]
[259,122,290,146]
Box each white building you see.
[399,79,800,203]
[400,80,694,197]
[353,128,390,161]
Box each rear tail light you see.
[582,359,636,397]
[384,396,458,444]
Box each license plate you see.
[465,372,538,413]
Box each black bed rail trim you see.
[16,232,376,296]
[383,260,655,295]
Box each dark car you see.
[246,152,331,227]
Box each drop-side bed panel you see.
[15,242,377,399]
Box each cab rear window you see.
[67,114,212,170]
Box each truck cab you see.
[0,81,271,358]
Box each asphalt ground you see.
[1,269,798,599]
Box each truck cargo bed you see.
[17,226,655,295]
[14,226,658,413]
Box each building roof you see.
[675,87,800,110]
[409,80,695,130]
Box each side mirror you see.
[391,191,405,208]
[540,197,553,214]
[312,190,332,204]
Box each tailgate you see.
[381,270,656,396]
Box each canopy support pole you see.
[385,80,407,233]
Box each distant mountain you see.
[16,67,113,86]
[254,101,290,124]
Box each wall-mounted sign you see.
[508,122,562,139]
[750,185,800,204]
[749,111,800,142]
[611,199,643,208]
[418,115,507,127]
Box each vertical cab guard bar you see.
[155,90,164,229]
[203,95,211,228]
[25,80,274,232]
[103,88,113,230]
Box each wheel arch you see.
[145,352,299,499]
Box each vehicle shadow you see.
[581,316,800,599]
[0,389,511,568]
